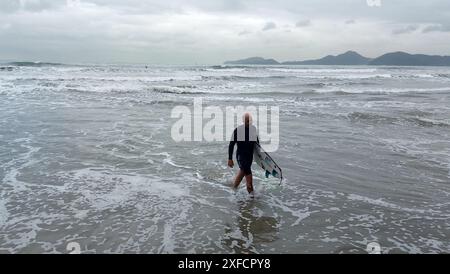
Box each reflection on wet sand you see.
[222,199,279,254]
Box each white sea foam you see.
[68,168,189,211]
[347,194,444,215]
[268,68,379,73]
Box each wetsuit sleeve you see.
[228,129,237,160]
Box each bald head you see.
[243,113,252,127]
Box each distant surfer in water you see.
[228,113,259,197]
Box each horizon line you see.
[2,50,450,66]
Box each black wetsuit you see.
[228,125,258,175]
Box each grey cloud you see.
[0,0,22,13]
[295,20,311,28]
[345,19,356,25]
[422,24,450,33]
[2,0,450,28]
[0,0,66,13]
[84,0,245,15]
[262,22,276,31]
[238,30,251,36]
[186,0,245,12]
[392,25,419,35]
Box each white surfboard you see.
[253,143,283,184]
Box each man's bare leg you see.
[233,169,245,189]
[245,174,254,196]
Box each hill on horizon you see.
[225,51,450,66]
[224,57,279,65]
[283,51,372,65]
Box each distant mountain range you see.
[369,52,450,66]
[283,51,372,65]
[224,51,450,66]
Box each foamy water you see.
[0,64,449,253]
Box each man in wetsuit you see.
[228,113,259,197]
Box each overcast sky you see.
[1,0,450,64]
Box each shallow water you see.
[0,64,449,253]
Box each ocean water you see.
[0,63,449,254]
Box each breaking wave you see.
[7,61,66,67]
